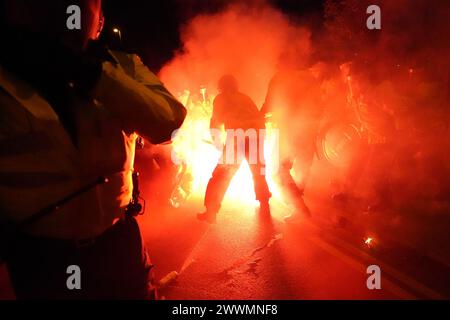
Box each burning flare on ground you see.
[364,237,375,249]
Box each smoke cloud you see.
[159,2,312,106]
[157,0,450,212]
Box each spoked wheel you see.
[317,122,364,169]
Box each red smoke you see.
[157,0,450,213]
[159,3,312,106]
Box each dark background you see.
[102,0,324,71]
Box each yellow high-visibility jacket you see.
[0,52,186,239]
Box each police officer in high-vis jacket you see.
[0,0,186,299]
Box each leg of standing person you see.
[278,158,311,222]
[198,163,239,223]
[246,134,271,214]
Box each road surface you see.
[1,194,448,299]
[141,195,448,300]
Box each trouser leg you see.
[204,164,238,213]
[277,159,311,218]
[249,164,271,202]
[278,159,306,204]
[244,132,271,202]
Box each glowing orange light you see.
[171,88,281,206]
[364,237,374,248]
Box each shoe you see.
[197,211,217,224]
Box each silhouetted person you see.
[0,0,186,299]
[197,75,271,223]
[262,65,325,222]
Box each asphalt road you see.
[0,193,448,299]
[142,195,442,300]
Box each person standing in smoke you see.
[328,62,402,211]
[262,61,326,223]
[197,75,271,224]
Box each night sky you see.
[102,0,324,71]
